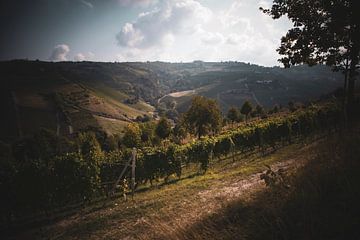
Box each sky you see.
[0,0,293,66]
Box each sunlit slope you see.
[0,60,159,140]
[0,60,342,140]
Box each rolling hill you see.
[0,60,343,141]
[152,62,343,113]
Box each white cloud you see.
[226,33,242,45]
[201,32,224,45]
[118,0,157,8]
[74,53,85,61]
[116,0,212,49]
[74,52,95,61]
[80,0,93,8]
[117,23,144,47]
[49,44,70,61]
[114,0,292,66]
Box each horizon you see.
[0,0,292,66]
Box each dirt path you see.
[139,154,308,240]
[28,140,320,240]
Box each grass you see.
[158,128,360,240]
[28,138,321,240]
[88,83,152,118]
[94,116,129,136]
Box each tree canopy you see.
[122,123,141,148]
[240,101,253,121]
[227,107,241,123]
[183,96,222,139]
[155,117,172,140]
[261,0,360,104]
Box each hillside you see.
[12,123,360,240]
[0,60,159,141]
[153,62,343,113]
[2,93,359,240]
[0,60,342,141]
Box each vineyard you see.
[0,100,343,229]
[133,101,342,183]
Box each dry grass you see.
[154,129,360,240]
[21,138,325,240]
[94,116,129,136]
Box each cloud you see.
[80,0,93,8]
[74,52,95,61]
[49,44,70,61]
[226,33,242,45]
[74,53,85,61]
[118,0,156,8]
[201,32,224,45]
[116,0,212,49]
[114,0,292,66]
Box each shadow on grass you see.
[159,132,360,240]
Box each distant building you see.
[256,80,273,84]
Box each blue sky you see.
[0,0,292,66]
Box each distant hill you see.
[148,61,343,113]
[0,60,159,141]
[0,60,343,141]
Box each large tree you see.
[261,0,360,106]
[183,96,222,139]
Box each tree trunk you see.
[343,58,349,107]
[348,1,360,110]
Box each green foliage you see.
[227,107,241,123]
[255,104,265,117]
[122,123,141,148]
[139,121,156,145]
[183,96,222,139]
[52,152,100,204]
[269,105,279,114]
[240,101,253,120]
[186,138,215,172]
[262,0,360,103]
[288,101,296,112]
[172,122,187,143]
[0,102,343,225]
[136,144,182,184]
[261,0,359,68]
[155,117,172,140]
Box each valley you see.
[0,60,343,141]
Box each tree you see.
[227,107,241,123]
[122,123,141,148]
[271,105,279,114]
[155,117,172,140]
[240,101,253,121]
[74,132,104,200]
[172,122,187,143]
[139,122,155,145]
[76,132,102,159]
[288,101,296,112]
[255,104,265,116]
[261,0,360,107]
[183,96,222,139]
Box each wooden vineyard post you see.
[131,147,136,200]
[230,137,236,162]
[111,158,131,196]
